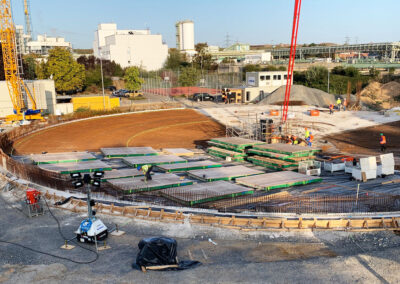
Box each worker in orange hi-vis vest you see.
[380,133,387,152]
[329,104,334,115]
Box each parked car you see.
[192,93,214,102]
[112,89,130,97]
[106,86,117,92]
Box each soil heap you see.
[360,81,400,109]
[258,85,336,107]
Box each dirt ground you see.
[326,120,400,156]
[12,109,225,155]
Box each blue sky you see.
[11,0,400,49]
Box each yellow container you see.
[72,96,120,111]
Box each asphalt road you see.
[0,191,399,283]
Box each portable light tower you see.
[71,171,108,243]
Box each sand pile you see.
[360,81,400,109]
[259,85,336,107]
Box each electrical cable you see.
[0,194,99,264]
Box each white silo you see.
[175,20,194,51]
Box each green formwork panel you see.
[187,173,257,182]
[207,141,245,153]
[164,164,222,173]
[208,149,246,158]
[251,145,320,157]
[248,149,310,162]
[210,139,264,150]
[123,181,194,194]
[36,158,97,165]
[247,157,298,169]
[101,175,143,182]
[124,160,187,168]
[105,153,159,158]
[208,152,245,162]
[263,178,322,191]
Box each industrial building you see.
[242,71,290,102]
[175,20,195,56]
[93,23,168,71]
[15,26,72,55]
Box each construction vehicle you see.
[0,0,43,123]
[221,88,243,104]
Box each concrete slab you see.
[38,160,112,174]
[122,155,187,167]
[162,148,194,156]
[236,171,322,191]
[108,173,193,193]
[160,180,254,206]
[30,152,96,164]
[101,147,158,158]
[101,169,143,181]
[187,165,264,182]
[156,160,221,172]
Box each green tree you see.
[22,55,37,80]
[35,61,48,80]
[46,47,85,93]
[305,66,328,86]
[164,48,188,70]
[124,66,144,90]
[85,67,112,88]
[178,67,199,86]
[193,43,216,71]
[388,67,395,76]
[344,66,360,77]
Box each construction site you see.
[0,0,400,283]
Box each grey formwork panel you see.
[108,173,193,193]
[156,160,222,172]
[101,147,158,158]
[31,152,96,164]
[101,169,143,181]
[160,181,254,206]
[122,155,187,167]
[236,171,322,191]
[38,160,112,174]
[187,165,264,182]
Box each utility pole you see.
[99,47,106,110]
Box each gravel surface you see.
[1,188,400,283]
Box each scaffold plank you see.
[160,181,254,206]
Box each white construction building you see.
[93,23,168,71]
[242,71,291,102]
[175,20,195,56]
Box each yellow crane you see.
[0,0,42,122]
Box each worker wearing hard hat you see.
[329,104,334,115]
[336,97,342,111]
[379,133,387,152]
[137,164,153,183]
[305,128,310,140]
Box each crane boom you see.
[282,0,302,123]
[23,0,31,37]
[0,0,42,122]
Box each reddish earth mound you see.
[13,109,225,154]
[326,120,400,156]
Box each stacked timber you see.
[247,143,320,171]
[207,137,264,162]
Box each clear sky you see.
[11,0,400,49]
